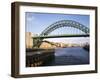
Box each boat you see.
[83,45,89,51]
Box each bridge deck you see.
[33,34,89,39]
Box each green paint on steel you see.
[33,34,89,39]
[32,20,90,48]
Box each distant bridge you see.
[32,20,89,48]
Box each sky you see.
[25,12,90,44]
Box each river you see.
[43,47,89,66]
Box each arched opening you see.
[33,20,89,48]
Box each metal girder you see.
[41,20,89,35]
[33,20,90,48]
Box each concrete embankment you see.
[26,49,55,67]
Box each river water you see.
[44,47,89,66]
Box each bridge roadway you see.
[33,34,89,39]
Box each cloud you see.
[27,16,35,22]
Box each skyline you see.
[44,37,89,45]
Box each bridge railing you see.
[32,34,89,39]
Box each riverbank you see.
[83,45,89,51]
[26,47,89,67]
[26,49,55,67]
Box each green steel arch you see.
[33,20,89,48]
[40,20,89,36]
